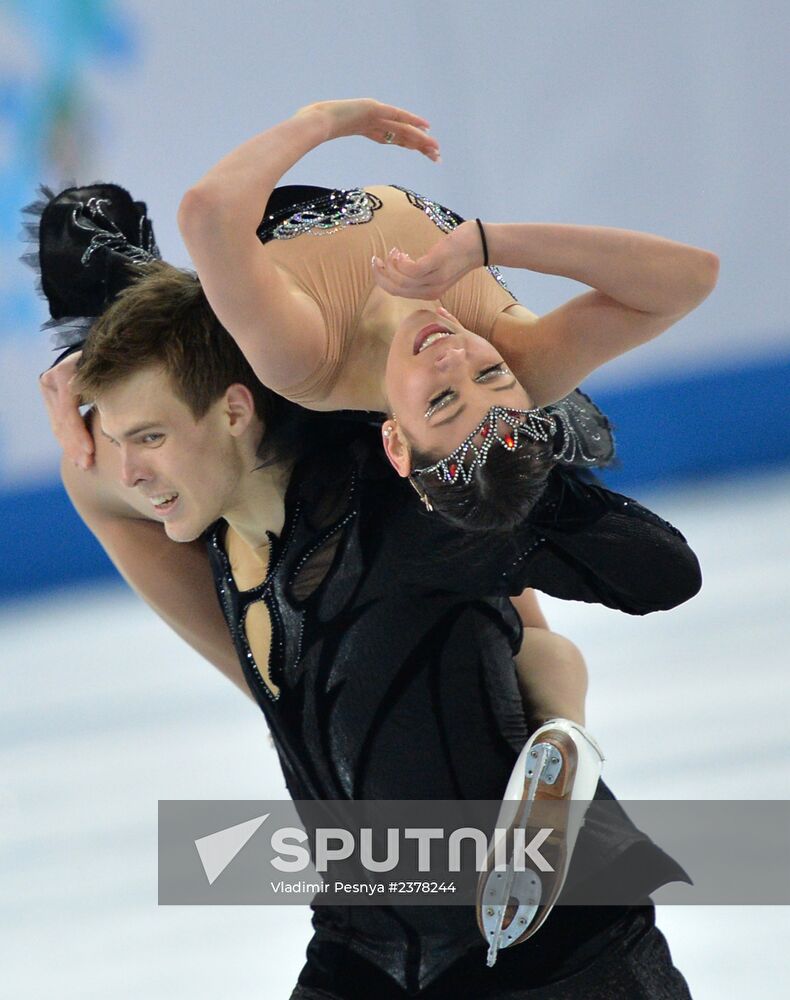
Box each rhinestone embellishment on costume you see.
[395,185,463,235]
[393,185,516,298]
[546,392,615,466]
[76,197,160,265]
[264,189,382,240]
[412,406,556,486]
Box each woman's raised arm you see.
[373,219,719,406]
[178,99,439,393]
[483,220,719,405]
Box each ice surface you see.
[1,471,788,998]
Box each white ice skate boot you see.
[476,719,604,967]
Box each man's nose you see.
[120,448,150,489]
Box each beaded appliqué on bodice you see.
[204,465,361,709]
[258,188,383,242]
[391,185,516,299]
[207,524,291,704]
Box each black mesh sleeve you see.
[493,469,702,614]
[357,442,700,615]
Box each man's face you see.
[96,366,242,542]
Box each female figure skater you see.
[177,98,717,526]
[42,98,718,530]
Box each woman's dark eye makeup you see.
[425,364,508,418]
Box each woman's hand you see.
[38,350,94,469]
[371,219,485,298]
[294,98,440,161]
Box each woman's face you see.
[382,307,531,473]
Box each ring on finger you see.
[383,130,395,144]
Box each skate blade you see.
[481,868,541,966]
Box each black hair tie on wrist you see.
[475,218,489,267]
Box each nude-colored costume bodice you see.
[257,185,517,406]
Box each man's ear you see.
[224,383,256,436]
[381,419,412,478]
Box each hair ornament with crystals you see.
[412,405,557,486]
[21,182,161,350]
[410,389,616,494]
